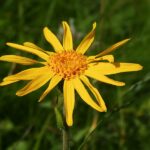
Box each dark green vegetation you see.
[0,0,150,149]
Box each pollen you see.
[48,51,88,79]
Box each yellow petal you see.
[63,79,75,126]
[0,55,38,65]
[23,42,45,51]
[23,42,54,55]
[6,43,49,61]
[39,75,62,102]
[3,66,50,82]
[0,80,19,86]
[88,55,114,63]
[80,75,107,112]
[88,62,143,75]
[43,27,64,52]
[96,39,130,57]
[62,21,73,50]
[76,22,96,54]
[85,69,125,86]
[72,78,102,112]
[16,73,54,96]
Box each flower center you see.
[48,51,88,79]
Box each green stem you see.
[117,88,126,150]
[63,124,70,150]
[56,88,70,150]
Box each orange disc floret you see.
[48,51,88,79]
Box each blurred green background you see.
[0,0,150,149]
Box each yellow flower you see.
[0,21,142,126]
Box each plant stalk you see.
[63,124,70,150]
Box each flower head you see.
[0,21,142,126]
